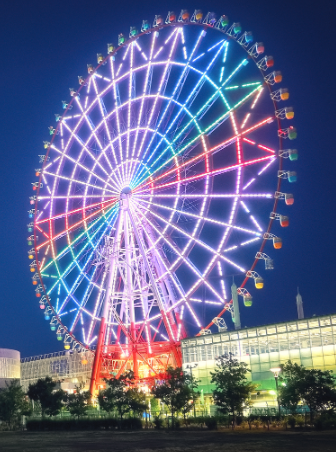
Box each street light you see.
[186,364,198,417]
[270,367,281,417]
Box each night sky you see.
[0,0,335,358]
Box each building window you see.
[287,324,297,331]
[309,320,319,329]
[277,325,287,333]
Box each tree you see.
[98,373,128,419]
[0,380,32,429]
[279,360,336,421]
[151,366,199,427]
[210,354,256,427]
[180,385,197,420]
[98,371,147,419]
[278,383,300,415]
[150,396,160,416]
[126,387,148,416]
[66,383,91,419]
[27,376,66,417]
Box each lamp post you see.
[186,364,198,417]
[270,367,281,417]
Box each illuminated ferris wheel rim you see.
[31,12,296,350]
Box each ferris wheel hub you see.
[121,186,132,195]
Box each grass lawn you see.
[0,429,336,452]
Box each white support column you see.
[127,200,176,343]
[231,280,241,330]
[121,194,136,334]
[101,215,121,322]
[120,191,138,376]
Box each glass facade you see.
[181,314,336,411]
[20,350,94,392]
[0,349,20,388]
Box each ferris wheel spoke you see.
[57,260,105,317]
[134,29,180,166]
[242,158,277,191]
[136,198,261,237]
[135,155,273,195]
[167,43,228,146]
[184,301,202,328]
[43,170,117,195]
[154,53,248,148]
[86,139,126,191]
[110,57,127,181]
[40,214,112,274]
[56,273,87,316]
[47,143,117,191]
[38,213,118,276]
[242,138,276,154]
[177,79,260,146]
[140,38,227,170]
[133,205,228,303]
[61,121,122,189]
[36,202,117,260]
[130,31,158,172]
[74,97,104,151]
[133,204,224,308]
[202,85,262,136]
[91,78,122,176]
[179,222,245,305]
[47,208,117,305]
[41,212,117,286]
[135,29,207,173]
[70,267,106,335]
[38,194,116,200]
[134,114,274,193]
[132,207,187,304]
[36,196,116,228]
[125,42,135,173]
[149,29,206,139]
[129,99,198,185]
[133,84,264,188]
[137,201,247,273]
[134,193,272,199]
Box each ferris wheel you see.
[28,9,297,391]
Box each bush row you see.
[26,413,336,432]
[26,417,143,431]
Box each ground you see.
[0,430,336,452]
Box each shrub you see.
[153,417,164,429]
[314,417,323,431]
[205,417,217,430]
[314,413,336,431]
[252,418,262,429]
[240,420,249,429]
[26,416,142,431]
[295,415,305,428]
[120,417,142,430]
[288,416,296,429]
[281,418,288,430]
[185,416,206,426]
[236,415,243,426]
[169,418,180,429]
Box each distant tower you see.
[231,280,241,330]
[296,287,304,320]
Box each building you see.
[20,349,93,392]
[19,313,336,414]
[181,313,336,414]
[0,348,20,388]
